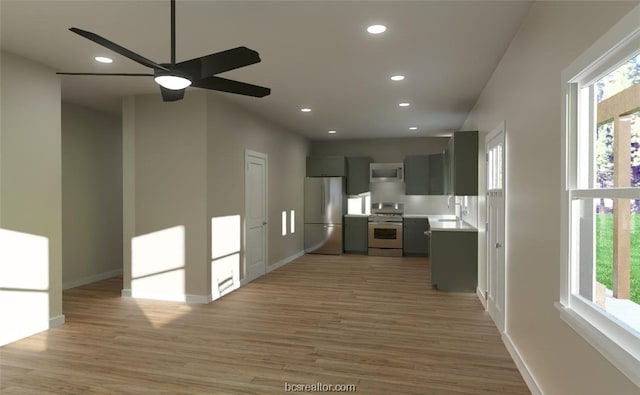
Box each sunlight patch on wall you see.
[290,210,295,234]
[131,225,185,301]
[211,215,241,301]
[282,210,287,236]
[0,229,50,346]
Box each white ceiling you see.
[1,0,533,140]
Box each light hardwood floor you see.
[0,255,530,394]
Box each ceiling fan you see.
[57,0,270,102]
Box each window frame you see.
[559,4,640,387]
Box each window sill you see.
[555,301,640,387]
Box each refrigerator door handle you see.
[320,183,325,215]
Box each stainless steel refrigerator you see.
[304,177,343,255]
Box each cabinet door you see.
[306,156,346,177]
[431,230,478,292]
[403,218,430,256]
[404,155,429,195]
[453,131,478,195]
[443,138,453,195]
[346,156,372,195]
[344,216,368,253]
[428,153,445,195]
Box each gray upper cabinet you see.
[346,156,372,195]
[428,153,445,195]
[444,131,478,196]
[404,155,429,195]
[405,154,445,195]
[306,156,346,177]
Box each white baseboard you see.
[49,314,65,328]
[502,332,544,395]
[186,294,211,304]
[476,287,487,310]
[121,289,210,304]
[63,269,123,290]
[268,250,305,273]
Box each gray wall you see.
[123,92,208,299]
[311,136,449,163]
[61,102,123,289]
[122,91,309,300]
[462,2,638,394]
[0,51,63,330]
[206,94,308,274]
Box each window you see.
[560,5,640,386]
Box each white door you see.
[486,124,506,333]
[245,150,268,282]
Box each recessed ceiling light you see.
[390,75,405,81]
[328,130,337,134]
[399,102,410,107]
[301,108,311,112]
[367,24,387,34]
[95,56,113,64]
[409,127,417,130]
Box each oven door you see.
[368,222,403,249]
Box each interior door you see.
[245,150,268,282]
[486,124,506,333]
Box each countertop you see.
[426,215,478,232]
[344,214,369,218]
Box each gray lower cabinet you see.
[306,156,346,177]
[403,218,430,256]
[346,156,372,195]
[430,230,478,292]
[344,216,368,254]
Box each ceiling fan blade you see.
[160,86,185,102]
[69,27,169,72]
[176,47,261,80]
[56,72,153,76]
[191,76,270,98]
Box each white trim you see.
[120,290,209,304]
[485,122,507,333]
[185,294,211,304]
[502,333,544,395]
[268,250,305,273]
[555,302,640,387]
[244,149,269,283]
[476,287,487,310]
[559,4,640,385]
[561,5,640,85]
[49,314,65,328]
[240,251,304,287]
[571,188,640,200]
[486,120,505,142]
[62,269,123,290]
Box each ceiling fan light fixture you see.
[367,24,387,34]
[95,56,113,64]
[154,69,192,90]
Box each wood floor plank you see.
[0,254,530,394]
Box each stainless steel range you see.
[368,202,403,257]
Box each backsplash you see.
[370,183,454,215]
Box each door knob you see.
[496,242,502,248]
[262,222,267,225]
